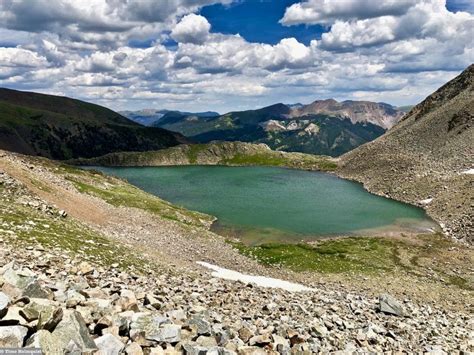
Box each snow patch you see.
[197,261,314,292]
[419,198,433,205]
[460,168,474,175]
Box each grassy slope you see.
[0,88,185,160]
[56,163,215,228]
[231,234,472,290]
[0,182,154,273]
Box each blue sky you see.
[201,0,326,45]
[0,0,472,113]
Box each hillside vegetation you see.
[0,88,187,160]
[68,141,338,171]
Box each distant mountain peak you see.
[290,98,404,129]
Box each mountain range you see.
[122,99,405,156]
[120,109,220,126]
[0,88,187,160]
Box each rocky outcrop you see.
[68,141,337,171]
[338,65,474,243]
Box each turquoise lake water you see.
[88,166,438,244]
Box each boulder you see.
[196,335,218,347]
[189,315,212,335]
[52,310,97,352]
[95,333,125,355]
[182,344,209,354]
[78,261,94,275]
[119,289,139,312]
[208,347,237,355]
[237,346,268,355]
[22,280,53,299]
[311,323,328,337]
[0,325,28,347]
[152,324,181,343]
[3,267,36,289]
[19,298,54,322]
[249,334,271,346]
[130,315,181,343]
[144,293,161,310]
[238,326,253,343]
[25,329,63,353]
[378,294,405,316]
[271,334,290,353]
[39,307,63,331]
[65,289,86,308]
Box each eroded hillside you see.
[339,65,474,243]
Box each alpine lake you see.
[85,166,438,245]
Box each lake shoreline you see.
[2,148,472,313]
[70,142,449,242]
[85,165,437,246]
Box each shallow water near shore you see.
[85,166,438,244]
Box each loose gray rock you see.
[151,324,181,343]
[3,266,35,289]
[53,311,97,352]
[25,329,63,353]
[130,312,172,341]
[39,307,63,331]
[19,298,54,322]
[189,315,212,335]
[378,294,405,316]
[95,333,125,355]
[22,280,52,299]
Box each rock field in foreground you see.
[0,240,472,354]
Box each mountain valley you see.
[122,100,404,157]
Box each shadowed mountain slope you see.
[0,88,188,160]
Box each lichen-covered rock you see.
[25,329,63,353]
[19,298,55,322]
[22,280,52,299]
[189,315,211,336]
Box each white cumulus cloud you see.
[171,14,211,44]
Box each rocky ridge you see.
[68,142,337,171]
[338,65,474,243]
[289,99,404,129]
